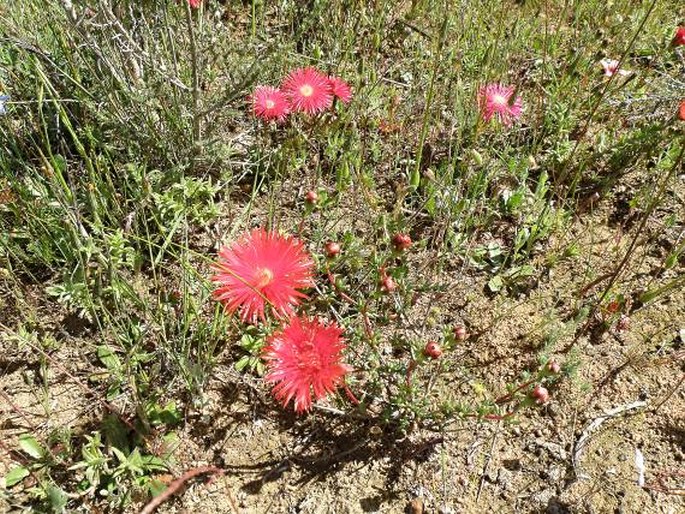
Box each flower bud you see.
[532,385,549,405]
[325,242,341,258]
[305,190,318,204]
[547,360,561,374]
[392,233,412,251]
[453,325,468,341]
[606,300,620,314]
[380,274,396,293]
[424,341,442,359]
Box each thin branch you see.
[139,466,227,514]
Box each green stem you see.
[411,15,448,190]
[185,1,202,152]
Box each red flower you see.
[328,76,352,104]
[282,67,333,114]
[478,83,523,126]
[212,228,314,323]
[263,317,350,413]
[188,0,202,8]
[250,86,290,122]
[679,99,685,121]
[672,26,685,47]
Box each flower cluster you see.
[212,228,351,414]
[250,67,351,122]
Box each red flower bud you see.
[678,99,685,122]
[325,242,341,258]
[392,233,412,251]
[424,341,442,359]
[547,360,561,374]
[532,385,549,405]
[606,300,620,314]
[453,325,468,341]
[305,190,318,204]
[380,274,396,293]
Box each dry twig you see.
[139,466,226,514]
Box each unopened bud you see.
[547,360,561,374]
[606,300,620,314]
[392,233,412,251]
[424,341,442,359]
[305,190,318,204]
[532,385,549,405]
[453,325,468,341]
[380,274,396,293]
[325,242,341,258]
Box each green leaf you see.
[19,434,44,459]
[147,401,182,427]
[148,479,167,498]
[4,466,30,487]
[97,345,122,371]
[488,275,504,292]
[102,414,130,452]
[46,485,68,513]
[235,355,250,372]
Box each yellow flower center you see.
[299,84,314,97]
[492,94,507,106]
[265,99,275,109]
[254,267,274,289]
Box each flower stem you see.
[343,383,360,406]
[184,1,202,152]
[495,378,536,405]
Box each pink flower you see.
[600,58,630,78]
[188,0,202,8]
[672,26,685,47]
[263,316,350,413]
[478,83,523,126]
[328,76,352,104]
[212,228,314,323]
[282,67,333,114]
[678,99,685,122]
[250,86,290,122]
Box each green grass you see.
[1,0,684,511]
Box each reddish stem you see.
[343,383,361,406]
[326,265,355,304]
[495,378,536,405]
[139,466,225,514]
[360,302,374,339]
[464,409,517,421]
[406,359,417,387]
